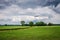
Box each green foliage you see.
[20,21,54,26]
[35,21,47,26]
[29,21,34,27]
[5,24,7,26]
[35,22,40,26]
[21,21,25,26]
[48,23,53,26]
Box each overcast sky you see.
[0,0,60,24]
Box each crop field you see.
[0,26,60,40]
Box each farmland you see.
[0,26,60,40]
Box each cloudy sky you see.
[0,0,60,24]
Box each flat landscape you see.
[0,26,60,40]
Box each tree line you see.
[21,21,53,26]
[0,21,53,26]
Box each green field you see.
[0,26,60,40]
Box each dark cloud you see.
[49,5,60,14]
[0,0,11,9]
[0,0,60,9]
[38,0,60,7]
[52,9,60,14]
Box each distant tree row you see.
[21,21,53,26]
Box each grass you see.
[0,26,60,40]
[0,26,29,29]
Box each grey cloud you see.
[0,19,11,22]
[0,0,38,9]
[8,0,60,8]
[0,0,11,9]
[38,0,60,7]
[0,0,60,9]
[49,4,60,14]
[53,9,60,14]
[0,0,60,24]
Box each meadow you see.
[0,26,60,40]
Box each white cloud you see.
[12,16,35,21]
[0,4,60,24]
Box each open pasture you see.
[0,26,60,40]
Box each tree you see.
[48,23,53,26]
[29,21,34,27]
[35,22,40,26]
[5,24,7,26]
[21,21,25,26]
[35,21,47,26]
[24,24,29,26]
[39,21,47,26]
